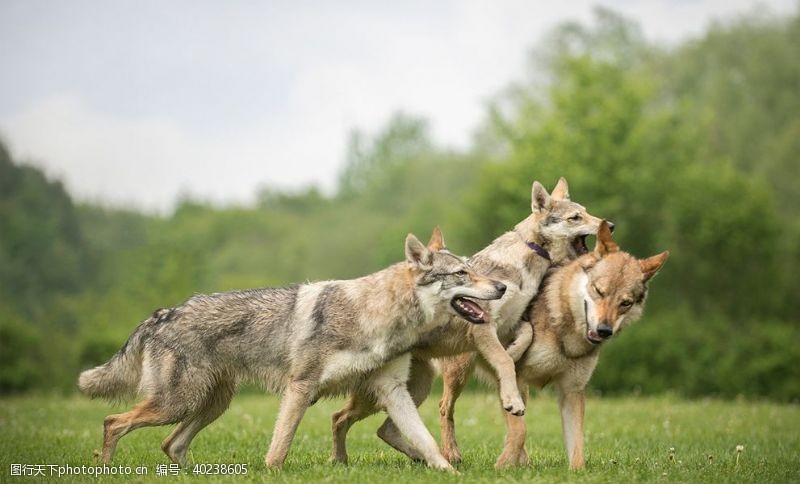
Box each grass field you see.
[1,391,798,482]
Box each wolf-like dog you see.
[78,229,506,471]
[438,221,669,469]
[329,178,604,464]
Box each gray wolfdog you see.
[438,221,669,469]
[329,178,605,464]
[78,229,505,471]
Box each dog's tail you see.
[78,309,171,399]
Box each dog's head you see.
[406,227,506,324]
[521,177,606,264]
[571,221,669,346]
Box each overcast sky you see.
[1,0,795,212]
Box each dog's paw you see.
[501,394,525,416]
[495,448,529,469]
[427,456,457,473]
[329,453,348,465]
[442,446,462,465]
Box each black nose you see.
[597,323,613,338]
[494,282,507,295]
[607,221,616,233]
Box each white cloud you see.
[0,0,795,212]
[0,95,343,212]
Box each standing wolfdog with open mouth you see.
[78,229,505,471]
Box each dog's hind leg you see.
[101,398,179,463]
[265,379,316,468]
[161,380,236,466]
[438,352,476,465]
[330,393,377,464]
[375,356,434,462]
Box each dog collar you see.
[526,241,551,261]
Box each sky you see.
[0,0,796,213]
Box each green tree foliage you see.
[0,144,88,319]
[0,7,797,399]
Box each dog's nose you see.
[607,221,616,233]
[494,282,507,295]
[597,323,613,339]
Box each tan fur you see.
[438,222,668,469]
[329,178,605,464]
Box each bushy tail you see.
[78,311,165,399]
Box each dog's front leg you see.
[376,356,433,462]
[557,386,585,470]
[371,356,454,472]
[265,380,316,468]
[471,324,525,415]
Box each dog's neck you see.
[369,263,429,328]
[539,262,599,359]
[514,217,548,250]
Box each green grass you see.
[1,392,798,482]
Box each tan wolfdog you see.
[438,221,669,469]
[330,178,605,464]
[78,229,506,471]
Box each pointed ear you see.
[406,233,432,269]
[640,251,669,282]
[427,226,445,251]
[531,181,551,212]
[594,220,619,256]
[551,177,570,200]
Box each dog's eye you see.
[453,270,468,277]
[620,300,633,308]
[569,214,582,221]
[593,284,604,297]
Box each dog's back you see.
[79,286,301,402]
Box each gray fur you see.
[78,233,504,471]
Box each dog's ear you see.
[531,181,552,212]
[640,251,669,283]
[594,220,619,256]
[406,233,432,269]
[427,226,445,251]
[551,177,570,201]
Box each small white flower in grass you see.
[735,444,744,466]
[668,447,676,462]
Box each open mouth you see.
[584,300,602,345]
[586,328,603,345]
[451,297,487,324]
[571,235,589,256]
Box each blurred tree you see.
[1,7,798,399]
[0,142,89,322]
